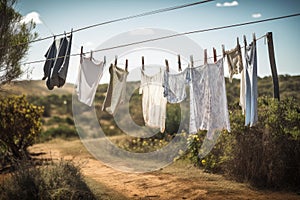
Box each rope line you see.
[22,12,300,65]
[0,0,215,50]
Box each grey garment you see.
[43,34,72,90]
[244,41,258,127]
[102,64,129,115]
[163,68,189,103]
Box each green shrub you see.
[185,96,300,189]
[0,160,96,200]
[40,125,78,142]
[0,95,43,160]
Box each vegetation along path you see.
[29,139,300,200]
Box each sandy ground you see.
[28,139,300,200]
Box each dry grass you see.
[0,80,74,96]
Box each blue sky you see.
[16,0,300,84]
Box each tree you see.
[0,0,37,85]
[0,95,43,160]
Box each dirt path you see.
[29,139,300,200]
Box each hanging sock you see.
[43,32,72,90]
[102,64,129,115]
[75,56,105,107]
[139,69,167,133]
[244,40,258,127]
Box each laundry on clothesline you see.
[163,67,189,104]
[223,39,243,82]
[39,31,264,134]
[139,68,167,133]
[102,63,129,115]
[75,54,105,107]
[42,32,72,90]
[243,35,258,127]
[188,59,230,139]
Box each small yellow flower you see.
[201,159,206,165]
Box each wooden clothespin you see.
[190,55,194,68]
[204,49,208,64]
[213,47,217,63]
[178,55,182,72]
[243,35,247,48]
[125,59,128,72]
[68,28,73,38]
[80,46,84,63]
[237,37,242,52]
[103,56,106,66]
[165,59,169,72]
[253,32,256,44]
[90,50,93,61]
[142,56,145,70]
[114,55,118,66]
[222,45,225,57]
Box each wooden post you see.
[266,32,280,101]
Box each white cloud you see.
[21,11,42,24]
[216,1,239,7]
[252,13,262,18]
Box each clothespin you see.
[190,55,194,68]
[80,46,84,63]
[243,35,247,48]
[103,56,106,66]
[165,59,169,72]
[68,28,73,38]
[253,32,256,44]
[90,50,93,61]
[236,37,241,52]
[222,45,225,57]
[142,56,145,70]
[213,47,217,63]
[178,55,182,72]
[114,55,118,66]
[125,59,128,72]
[204,49,208,64]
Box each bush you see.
[40,125,78,142]
[225,97,300,189]
[186,96,300,189]
[0,95,43,160]
[0,160,96,200]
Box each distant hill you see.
[225,75,300,104]
[1,75,299,104]
[0,80,74,96]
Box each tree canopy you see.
[0,0,37,85]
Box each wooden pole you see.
[266,32,280,101]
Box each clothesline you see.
[21,12,300,66]
[194,33,266,63]
[23,32,266,67]
[0,0,215,51]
